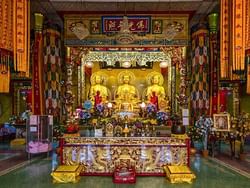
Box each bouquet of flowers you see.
[231,112,250,154]
[156,111,168,125]
[66,124,79,133]
[187,126,203,146]
[146,103,157,118]
[79,110,91,125]
[21,110,32,121]
[95,103,104,116]
[53,123,66,140]
[9,115,18,124]
[66,121,79,134]
[195,116,213,151]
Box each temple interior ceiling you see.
[30,0,218,29]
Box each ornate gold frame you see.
[213,113,230,131]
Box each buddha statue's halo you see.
[146,71,164,86]
[117,70,136,84]
[90,71,108,85]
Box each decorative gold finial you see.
[34,13,44,32]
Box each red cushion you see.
[113,167,136,184]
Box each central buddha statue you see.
[115,71,139,112]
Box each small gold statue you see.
[114,125,123,137]
[123,115,130,137]
[123,124,130,137]
[105,123,114,137]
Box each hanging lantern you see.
[159,61,168,68]
[122,61,131,68]
[85,61,94,68]
[140,102,146,109]
[107,102,113,108]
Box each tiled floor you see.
[0,154,249,188]
[0,141,249,188]
[0,153,20,161]
[0,143,27,174]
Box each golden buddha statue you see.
[115,71,139,112]
[89,72,109,107]
[146,72,170,111]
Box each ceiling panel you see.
[30,0,218,29]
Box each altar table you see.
[60,137,190,176]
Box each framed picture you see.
[213,113,230,131]
[152,19,163,34]
[90,20,101,34]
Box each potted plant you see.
[53,122,65,140]
[232,112,250,160]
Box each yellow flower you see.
[150,119,157,125]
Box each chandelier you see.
[116,16,135,44]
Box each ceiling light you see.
[85,61,94,68]
[122,61,131,68]
[159,61,168,68]
[107,102,113,108]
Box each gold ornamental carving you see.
[62,137,188,174]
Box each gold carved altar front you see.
[61,137,189,175]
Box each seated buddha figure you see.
[115,72,139,112]
[146,72,168,111]
[89,72,109,107]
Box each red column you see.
[32,13,45,115]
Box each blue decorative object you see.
[83,100,92,110]
[4,123,16,133]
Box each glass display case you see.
[26,115,53,158]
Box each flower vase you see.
[239,153,246,161]
[56,147,61,155]
[203,134,208,153]
[190,147,197,155]
[167,120,172,126]
[190,140,197,155]
[171,123,186,134]
[193,141,203,151]
[202,149,209,157]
